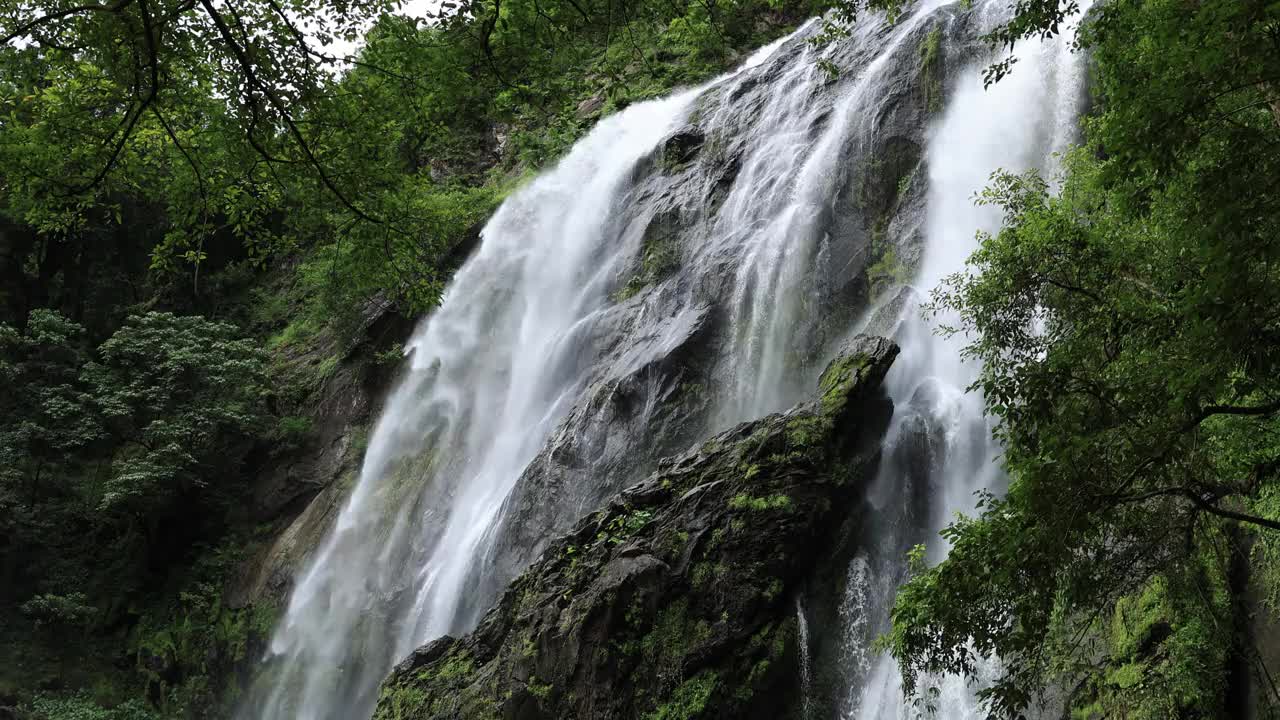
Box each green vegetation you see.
[614,212,686,301]
[0,309,277,716]
[645,670,718,720]
[729,493,793,512]
[918,25,942,112]
[887,1,1280,717]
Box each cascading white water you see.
[711,6,944,424]
[839,3,1093,718]
[243,2,1094,717]
[242,37,795,720]
[249,87,704,720]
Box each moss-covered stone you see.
[1066,557,1234,720]
[918,25,943,114]
[371,335,898,720]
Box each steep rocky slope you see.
[372,335,898,720]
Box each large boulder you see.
[372,335,898,720]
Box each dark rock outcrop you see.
[229,297,415,608]
[661,126,707,168]
[372,335,898,720]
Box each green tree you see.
[887,1,1280,716]
[85,312,270,519]
[0,310,269,611]
[0,309,101,506]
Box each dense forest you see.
[1,0,1278,718]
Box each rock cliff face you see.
[372,335,898,720]
[230,299,416,608]
[469,7,995,624]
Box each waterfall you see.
[240,33,795,720]
[839,3,1092,718]
[241,1,1093,717]
[245,83,704,720]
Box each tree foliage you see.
[0,310,268,615]
[888,0,1280,716]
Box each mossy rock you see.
[371,335,899,720]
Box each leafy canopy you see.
[0,309,269,615]
[887,0,1280,716]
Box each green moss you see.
[866,241,910,300]
[785,414,832,449]
[919,25,943,113]
[375,683,431,720]
[732,620,795,701]
[351,423,370,453]
[661,529,691,559]
[1070,552,1232,720]
[692,561,728,590]
[896,169,915,201]
[679,381,707,400]
[277,414,313,436]
[819,351,869,396]
[641,599,712,692]
[313,354,339,384]
[645,670,718,720]
[613,273,648,302]
[728,493,793,512]
[527,677,552,699]
[520,635,537,660]
[612,213,683,301]
[267,314,322,352]
[436,653,477,681]
[374,650,482,720]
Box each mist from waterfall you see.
[239,1,1095,717]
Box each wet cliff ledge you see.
[372,334,899,720]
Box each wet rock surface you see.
[372,335,897,720]
[466,9,978,622]
[230,298,414,608]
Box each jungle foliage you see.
[0,0,833,715]
[887,1,1280,717]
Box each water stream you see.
[840,3,1091,717]
[241,2,1093,717]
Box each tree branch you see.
[1109,484,1280,532]
[57,0,159,196]
[1,0,137,43]
[196,0,389,228]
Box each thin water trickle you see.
[797,594,815,720]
